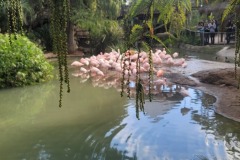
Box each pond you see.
[0,59,240,160]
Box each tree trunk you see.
[67,21,77,54]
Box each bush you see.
[0,34,53,88]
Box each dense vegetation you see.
[0,34,53,88]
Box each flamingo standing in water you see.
[179,87,191,98]
[80,67,88,74]
[71,61,84,67]
[80,58,89,66]
[156,69,164,77]
[172,52,179,58]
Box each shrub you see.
[0,34,53,88]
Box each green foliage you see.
[26,24,53,52]
[222,0,240,22]
[128,0,151,18]
[73,10,124,53]
[129,24,144,46]
[179,30,202,45]
[128,0,192,48]
[0,34,53,88]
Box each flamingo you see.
[89,59,99,67]
[154,49,162,55]
[182,62,187,68]
[80,58,89,66]
[90,67,102,74]
[179,87,191,98]
[156,69,164,77]
[80,67,88,74]
[71,61,84,67]
[172,52,179,58]
[143,62,150,70]
[174,58,185,66]
[154,78,167,85]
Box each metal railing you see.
[182,29,236,46]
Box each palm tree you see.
[125,0,192,51]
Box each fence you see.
[182,29,236,46]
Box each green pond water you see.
[0,60,240,160]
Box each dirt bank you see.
[191,68,240,122]
[171,46,240,122]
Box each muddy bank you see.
[169,58,240,122]
[191,68,240,122]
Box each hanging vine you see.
[6,0,23,43]
[236,19,240,88]
[120,53,126,97]
[148,50,154,102]
[49,0,70,107]
[135,50,145,119]
[127,54,131,98]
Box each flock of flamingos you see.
[70,48,190,98]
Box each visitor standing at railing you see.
[204,20,210,45]
[209,20,216,44]
[197,22,204,45]
[214,19,218,33]
[226,19,233,44]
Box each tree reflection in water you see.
[192,91,240,159]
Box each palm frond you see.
[141,41,151,51]
[146,20,154,36]
[145,34,169,52]
[129,24,143,46]
[128,0,151,18]
[222,0,240,22]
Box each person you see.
[226,20,233,44]
[214,19,218,32]
[204,20,210,45]
[208,20,216,44]
[197,21,204,45]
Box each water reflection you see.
[0,70,240,159]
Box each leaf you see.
[129,24,143,45]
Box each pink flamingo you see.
[71,61,84,67]
[89,59,99,67]
[80,67,88,74]
[154,78,167,85]
[173,58,185,66]
[182,62,187,68]
[143,62,150,70]
[179,87,191,98]
[80,58,89,66]
[156,69,164,77]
